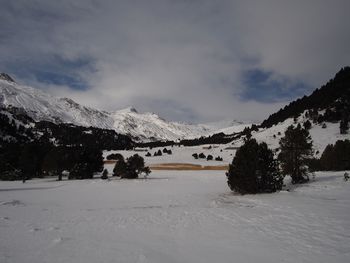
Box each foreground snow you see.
[1,171,349,263]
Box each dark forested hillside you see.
[35,121,133,150]
[0,107,134,180]
[0,107,36,145]
[0,107,134,150]
[261,67,350,128]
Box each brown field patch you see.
[104,160,228,171]
[150,163,229,171]
[104,160,117,164]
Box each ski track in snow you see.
[1,171,350,263]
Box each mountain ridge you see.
[0,75,247,141]
[261,67,350,128]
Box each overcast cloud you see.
[1,0,349,122]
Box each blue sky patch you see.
[240,69,312,103]
[3,55,94,91]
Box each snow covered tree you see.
[226,139,282,194]
[278,124,313,184]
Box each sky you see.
[1,0,350,123]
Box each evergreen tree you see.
[69,162,91,179]
[319,140,350,170]
[67,147,104,180]
[123,154,151,179]
[257,143,284,192]
[101,169,108,179]
[303,120,312,130]
[278,124,313,184]
[198,153,206,159]
[113,155,127,177]
[319,144,335,170]
[113,154,151,179]
[226,139,282,194]
[215,156,223,161]
[340,117,349,134]
[207,155,213,161]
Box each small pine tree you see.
[207,155,213,161]
[113,155,127,177]
[101,169,108,179]
[319,140,350,170]
[278,124,313,184]
[303,120,312,130]
[115,154,151,179]
[215,156,223,161]
[198,153,206,159]
[340,117,349,134]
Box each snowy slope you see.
[110,107,215,141]
[0,170,349,263]
[229,113,350,157]
[0,76,247,142]
[0,78,113,129]
[199,119,251,135]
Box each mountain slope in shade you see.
[261,67,350,128]
[0,75,247,142]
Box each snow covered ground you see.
[238,115,350,157]
[104,144,235,168]
[1,170,350,263]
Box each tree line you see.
[261,67,350,131]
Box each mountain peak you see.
[0,73,15,83]
[120,106,138,113]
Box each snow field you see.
[1,170,350,263]
[104,144,236,169]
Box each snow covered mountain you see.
[0,74,246,142]
[110,107,215,141]
[0,76,113,129]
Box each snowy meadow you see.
[1,169,349,263]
